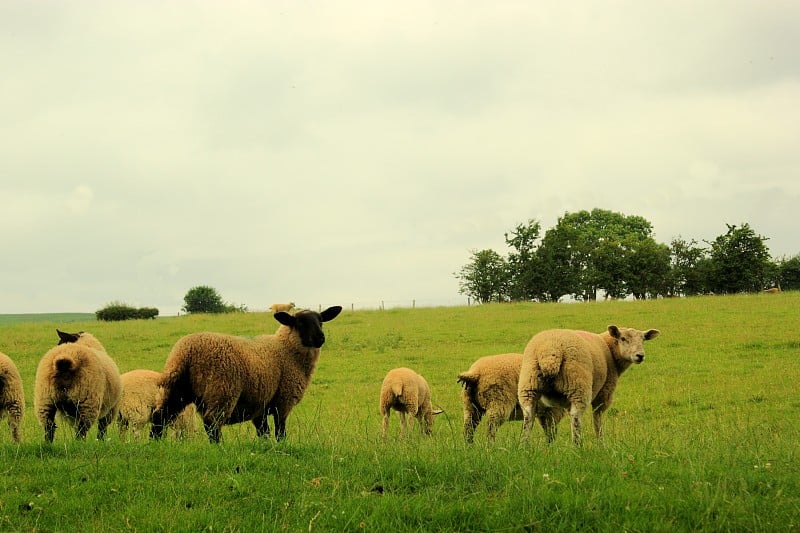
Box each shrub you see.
[96,303,159,321]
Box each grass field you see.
[1,294,798,531]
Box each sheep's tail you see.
[537,348,563,378]
[391,382,404,399]
[54,354,78,375]
[457,371,482,412]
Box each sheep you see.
[0,351,25,444]
[518,325,660,446]
[34,330,123,442]
[379,367,443,438]
[151,306,342,443]
[118,369,196,439]
[764,287,781,294]
[269,302,296,314]
[457,353,524,444]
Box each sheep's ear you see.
[433,409,444,415]
[274,312,295,327]
[607,325,621,339]
[57,329,80,345]
[320,306,343,322]
[644,329,660,341]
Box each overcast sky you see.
[2,2,798,315]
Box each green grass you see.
[0,313,95,325]
[1,294,799,531]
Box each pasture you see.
[1,293,798,531]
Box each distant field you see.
[0,293,798,531]
[0,312,96,325]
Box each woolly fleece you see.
[0,351,25,443]
[379,367,441,437]
[34,332,122,442]
[518,326,659,446]
[151,306,342,443]
[457,353,524,444]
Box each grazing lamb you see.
[118,369,196,439]
[269,302,296,314]
[0,351,25,443]
[764,287,781,294]
[457,353,524,444]
[151,306,342,443]
[379,367,443,438]
[518,326,660,446]
[34,330,123,442]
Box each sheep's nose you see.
[635,354,644,363]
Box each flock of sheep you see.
[0,301,659,447]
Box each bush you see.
[96,302,159,321]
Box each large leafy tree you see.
[668,237,708,296]
[706,223,772,294]
[455,249,509,304]
[538,209,656,300]
[182,285,226,313]
[504,219,543,301]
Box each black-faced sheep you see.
[151,306,342,443]
[34,330,123,442]
[0,351,25,443]
[379,367,442,437]
[457,353,524,444]
[518,326,660,446]
[118,369,196,439]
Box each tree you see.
[706,223,772,294]
[182,285,226,313]
[504,219,543,301]
[776,254,800,291]
[625,237,671,299]
[668,237,708,296]
[456,249,509,304]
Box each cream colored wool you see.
[118,369,196,439]
[518,326,660,446]
[457,353,524,444]
[151,306,342,443]
[379,367,442,438]
[269,302,296,313]
[0,351,25,443]
[34,331,122,442]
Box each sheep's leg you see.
[203,419,222,443]
[97,411,114,440]
[381,411,390,439]
[486,410,504,443]
[75,415,94,440]
[537,406,564,444]
[399,412,408,438]
[253,412,271,438]
[8,403,23,444]
[40,404,57,443]
[569,401,588,447]
[463,403,481,444]
[592,397,609,439]
[518,388,541,442]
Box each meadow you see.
[0,293,798,532]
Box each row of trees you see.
[455,209,800,304]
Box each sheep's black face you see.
[275,306,343,348]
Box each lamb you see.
[118,369,196,439]
[379,367,443,437]
[0,351,25,443]
[34,330,123,442]
[518,325,660,446]
[151,306,342,443]
[457,353,525,444]
[269,302,296,313]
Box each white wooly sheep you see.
[0,351,25,443]
[269,302,296,314]
[34,330,123,442]
[379,367,443,437]
[118,369,196,439]
[457,353,524,444]
[518,326,660,446]
[151,306,342,443]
